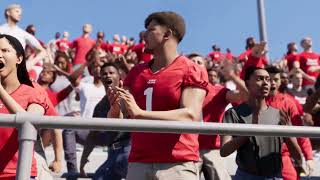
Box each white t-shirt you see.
[76,82,105,118]
[50,75,80,115]
[0,23,41,49]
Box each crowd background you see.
[1,0,320,61]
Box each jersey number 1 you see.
[144,87,153,111]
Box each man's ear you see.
[5,10,10,19]
[163,29,173,40]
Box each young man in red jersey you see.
[298,37,319,90]
[284,42,300,72]
[70,24,96,68]
[108,11,208,180]
[265,65,314,180]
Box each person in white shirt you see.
[62,60,105,173]
[0,4,47,69]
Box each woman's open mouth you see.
[0,62,5,69]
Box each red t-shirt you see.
[32,83,58,116]
[0,84,48,179]
[225,52,234,61]
[285,53,299,72]
[199,84,229,149]
[208,51,222,62]
[238,49,252,62]
[299,51,320,86]
[109,43,126,55]
[124,56,208,163]
[70,36,96,65]
[240,54,268,79]
[131,42,152,63]
[46,87,71,107]
[56,39,72,52]
[266,93,313,160]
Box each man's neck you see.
[93,78,102,86]
[304,48,312,53]
[248,97,268,112]
[151,44,179,72]
[7,20,17,27]
[268,90,280,98]
[37,81,49,89]
[82,33,90,38]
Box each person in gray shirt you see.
[220,66,301,180]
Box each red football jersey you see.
[199,84,229,149]
[299,52,320,86]
[124,55,208,163]
[0,84,48,178]
[285,53,299,72]
[56,39,72,52]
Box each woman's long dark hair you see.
[0,34,33,87]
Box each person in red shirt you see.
[240,41,268,79]
[298,37,320,90]
[37,65,74,107]
[96,31,110,55]
[0,34,48,179]
[225,48,234,61]
[208,44,222,63]
[238,36,256,62]
[108,34,126,56]
[265,65,315,180]
[108,11,208,180]
[70,24,96,68]
[192,58,248,180]
[284,42,300,72]
[131,31,153,63]
[56,31,72,54]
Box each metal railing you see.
[2,112,320,180]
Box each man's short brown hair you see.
[145,11,186,43]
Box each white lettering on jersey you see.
[306,58,319,66]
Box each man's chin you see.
[268,90,276,96]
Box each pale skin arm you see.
[220,61,248,103]
[115,86,206,121]
[225,74,248,103]
[297,68,316,83]
[26,46,49,71]
[49,129,63,173]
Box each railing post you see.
[16,121,37,180]
[257,0,270,61]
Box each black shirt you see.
[92,96,130,145]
